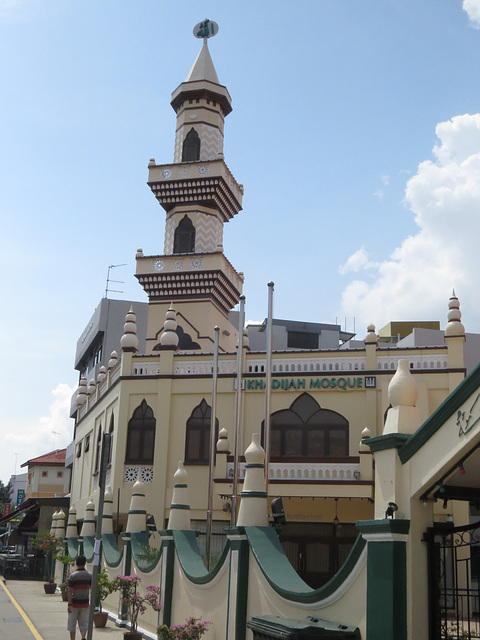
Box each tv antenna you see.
[52,430,60,449]
[105,264,126,298]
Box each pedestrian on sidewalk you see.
[67,555,92,640]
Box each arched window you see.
[173,215,195,254]
[182,128,200,162]
[125,400,156,464]
[108,415,114,465]
[264,393,349,458]
[185,399,219,465]
[94,426,102,473]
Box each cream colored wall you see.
[169,552,229,638]
[246,553,367,639]
[144,298,240,354]
[69,340,459,532]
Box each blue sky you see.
[1,0,480,483]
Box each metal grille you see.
[427,521,480,639]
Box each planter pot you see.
[61,591,68,602]
[94,611,109,628]
[43,582,57,594]
[123,633,142,640]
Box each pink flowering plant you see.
[111,574,161,633]
[157,617,210,640]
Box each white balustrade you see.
[227,460,361,482]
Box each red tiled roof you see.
[20,448,66,468]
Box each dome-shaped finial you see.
[388,360,418,408]
[216,427,230,453]
[80,500,96,537]
[445,290,465,337]
[66,505,78,538]
[97,366,107,385]
[160,304,179,348]
[121,306,139,353]
[167,462,191,531]
[76,376,88,408]
[364,323,378,344]
[102,485,114,534]
[126,476,147,533]
[237,434,269,526]
[108,351,118,369]
[384,359,421,435]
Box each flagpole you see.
[231,296,245,525]
[86,432,111,640]
[264,282,274,494]
[206,326,219,569]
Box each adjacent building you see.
[21,449,70,499]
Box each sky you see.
[1,0,480,484]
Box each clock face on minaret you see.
[137,23,244,355]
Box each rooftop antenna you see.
[52,430,60,449]
[105,264,126,298]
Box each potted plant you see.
[111,574,161,639]
[157,617,210,640]
[32,531,63,593]
[56,554,75,601]
[93,568,113,628]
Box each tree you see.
[0,481,13,514]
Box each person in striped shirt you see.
[67,555,92,640]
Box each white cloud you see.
[339,248,377,274]
[464,0,480,27]
[4,383,74,473]
[0,0,27,22]
[340,113,480,332]
[373,174,390,199]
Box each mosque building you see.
[70,28,470,589]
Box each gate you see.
[426,521,480,639]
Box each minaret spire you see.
[136,22,244,354]
[186,40,219,84]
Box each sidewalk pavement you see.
[0,580,127,640]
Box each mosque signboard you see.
[242,375,376,391]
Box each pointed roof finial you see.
[445,290,465,337]
[121,306,139,353]
[186,20,220,83]
[160,304,179,348]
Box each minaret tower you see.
[136,20,244,354]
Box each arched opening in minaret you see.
[174,215,196,254]
[182,128,200,162]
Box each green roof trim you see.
[245,526,366,604]
[102,533,123,568]
[366,433,410,452]
[399,361,480,464]
[172,530,229,585]
[66,537,79,558]
[131,531,161,572]
[82,536,95,563]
